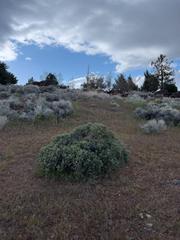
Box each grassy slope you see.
[0,98,180,240]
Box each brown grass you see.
[0,98,180,240]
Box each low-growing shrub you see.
[0,89,73,121]
[157,106,180,126]
[0,85,8,92]
[134,104,159,120]
[44,93,59,102]
[0,116,8,129]
[141,119,167,134]
[135,103,180,126]
[9,85,24,94]
[40,86,57,93]
[0,92,10,100]
[38,123,128,180]
[125,94,146,104]
[110,101,120,108]
[0,101,10,116]
[9,100,24,111]
[51,100,73,117]
[23,85,40,95]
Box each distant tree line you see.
[27,73,59,86]
[82,73,109,91]
[112,74,138,93]
[0,63,68,88]
[82,72,138,93]
[0,54,178,96]
[27,73,70,88]
[82,54,178,95]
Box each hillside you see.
[0,97,180,240]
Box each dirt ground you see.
[0,98,180,240]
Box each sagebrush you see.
[0,116,8,129]
[135,102,180,126]
[0,85,73,121]
[141,119,167,134]
[38,123,128,180]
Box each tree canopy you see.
[151,54,175,90]
[45,73,59,86]
[141,70,159,92]
[113,74,129,93]
[127,75,138,91]
[82,73,106,90]
[0,62,18,85]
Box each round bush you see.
[141,119,167,134]
[38,123,128,180]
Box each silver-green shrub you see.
[0,116,8,129]
[135,103,180,126]
[141,119,167,134]
[23,85,40,95]
[0,86,73,121]
[38,123,128,180]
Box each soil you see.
[0,98,180,240]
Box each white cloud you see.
[25,57,32,61]
[0,0,180,71]
[0,41,17,61]
[68,77,86,89]
[134,75,145,87]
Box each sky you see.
[0,0,180,88]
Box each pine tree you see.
[0,61,18,85]
[151,54,175,90]
[27,77,35,85]
[113,74,129,93]
[127,75,138,91]
[45,73,58,86]
[82,73,106,90]
[141,70,159,92]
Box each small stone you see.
[139,213,144,219]
[146,223,153,228]
[146,214,152,219]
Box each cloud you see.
[134,75,145,87]
[25,57,32,61]
[68,77,86,89]
[0,41,17,61]
[0,0,180,71]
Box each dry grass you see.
[0,98,180,240]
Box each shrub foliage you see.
[38,123,128,180]
[0,116,8,129]
[141,119,167,134]
[135,103,180,126]
[0,85,73,121]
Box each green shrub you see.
[38,123,128,180]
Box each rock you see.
[146,223,153,228]
[146,214,152,219]
[139,213,144,219]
